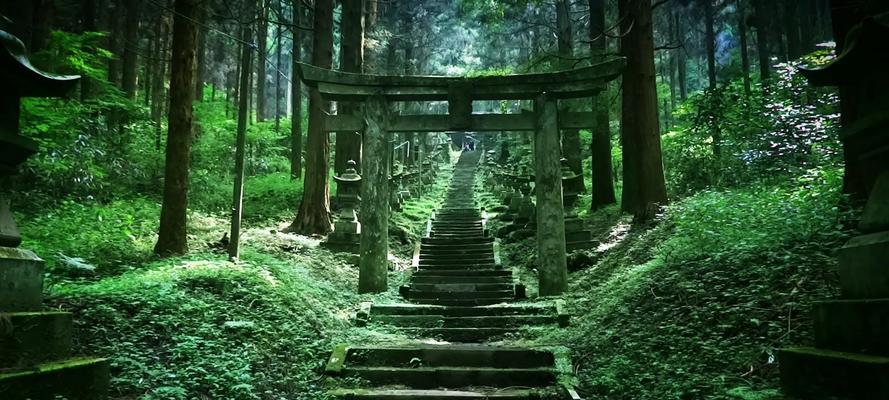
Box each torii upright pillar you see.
[534,94,568,296]
[358,95,391,293]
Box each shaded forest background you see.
[0,0,858,399]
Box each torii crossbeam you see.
[296,58,626,295]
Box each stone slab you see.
[0,311,73,368]
[327,388,538,399]
[779,347,889,399]
[839,230,889,298]
[0,357,109,400]
[0,247,44,312]
[860,171,889,233]
[814,298,889,356]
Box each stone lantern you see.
[0,30,109,398]
[560,158,581,212]
[325,160,362,253]
[561,158,595,251]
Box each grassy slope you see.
[19,159,455,400]
[510,168,852,399]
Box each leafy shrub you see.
[49,248,359,400]
[664,50,841,196]
[539,167,852,399]
[20,198,160,277]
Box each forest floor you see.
[18,157,852,400]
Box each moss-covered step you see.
[411,298,516,307]
[331,362,556,388]
[407,290,514,301]
[409,283,514,292]
[395,327,520,342]
[372,314,558,329]
[410,275,512,285]
[0,357,109,400]
[814,298,889,356]
[778,346,889,399]
[0,311,72,368]
[340,345,556,369]
[369,303,558,317]
[422,237,494,245]
[328,388,544,399]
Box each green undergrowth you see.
[44,219,413,400]
[514,168,853,399]
[27,160,453,400]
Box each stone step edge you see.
[355,300,569,327]
[325,345,582,398]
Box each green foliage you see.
[664,50,841,196]
[532,167,852,399]
[49,245,360,400]
[21,199,159,277]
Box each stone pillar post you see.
[358,95,391,293]
[534,94,568,296]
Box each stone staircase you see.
[329,151,574,399]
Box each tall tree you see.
[194,1,208,101]
[274,0,283,130]
[589,0,616,209]
[783,0,802,60]
[288,0,334,234]
[738,0,752,98]
[229,0,255,260]
[80,0,98,100]
[556,0,584,188]
[334,0,365,174]
[107,1,125,86]
[255,0,268,121]
[151,10,170,150]
[703,0,717,89]
[619,0,668,219]
[290,0,303,179]
[675,11,688,100]
[121,0,141,100]
[155,0,200,256]
[752,0,770,81]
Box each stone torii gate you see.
[297,59,626,296]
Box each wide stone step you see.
[399,327,522,342]
[373,315,557,329]
[417,264,498,271]
[408,290,514,300]
[412,298,515,306]
[410,283,513,292]
[779,347,889,399]
[328,388,538,400]
[0,357,109,399]
[419,249,494,257]
[412,269,511,277]
[419,258,495,266]
[410,275,512,285]
[421,243,493,251]
[422,237,493,245]
[343,366,555,388]
[341,345,555,368]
